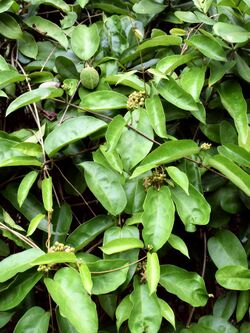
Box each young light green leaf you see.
[156,53,197,74]
[100,238,144,255]
[0,0,14,13]
[14,142,42,157]
[18,32,38,59]
[13,306,50,333]
[207,230,248,269]
[105,115,126,152]
[44,116,107,157]
[216,266,250,290]
[213,22,250,44]
[0,13,23,39]
[0,248,44,283]
[25,16,68,49]
[147,252,160,295]
[6,87,63,116]
[218,80,248,145]
[160,264,208,307]
[80,90,128,111]
[168,234,190,258]
[180,66,206,102]
[71,24,100,60]
[137,35,182,52]
[145,95,167,138]
[131,140,199,178]
[18,171,39,208]
[158,298,175,329]
[79,162,127,216]
[0,70,26,89]
[41,176,53,212]
[45,267,98,333]
[218,144,250,168]
[133,0,166,14]
[27,213,46,236]
[166,166,189,195]
[2,209,25,232]
[208,154,250,196]
[142,186,175,251]
[31,252,77,266]
[116,295,132,332]
[79,261,93,295]
[236,291,250,322]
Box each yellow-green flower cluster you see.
[143,170,166,190]
[37,264,54,273]
[127,91,146,110]
[200,142,212,150]
[49,241,75,253]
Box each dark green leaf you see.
[0,13,22,39]
[14,307,50,333]
[17,171,39,207]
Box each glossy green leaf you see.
[208,154,250,196]
[142,186,175,251]
[41,176,53,212]
[160,265,208,307]
[0,0,14,13]
[71,24,100,60]
[180,66,206,102]
[235,53,250,83]
[19,32,38,59]
[6,87,63,116]
[55,56,79,80]
[80,90,127,111]
[187,35,227,61]
[131,140,199,178]
[198,315,238,333]
[2,209,25,232]
[31,252,77,265]
[14,306,50,333]
[216,266,250,290]
[100,238,144,254]
[52,203,72,243]
[116,295,132,331]
[218,144,250,168]
[213,292,237,320]
[44,116,107,157]
[157,78,200,112]
[128,277,162,333]
[66,215,114,250]
[38,0,70,12]
[168,234,190,258]
[117,109,154,171]
[0,271,42,311]
[0,71,26,89]
[27,213,46,237]
[0,248,44,283]
[145,95,167,138]
[213,22,250,43]
[124,176,146,214]
[133,0,166,14]
[158,298,175,329]
[77,0,89,8]
[236,291,250,322]
[105,72,145,91]
[105,115,126,152]
[18,171,39,207]
[0,13,22,39]
[208,230,248,269]
[137,35,182,52]
[166,166,189,195]
[156,53,197,75]
[0,311,14,329]
[98,293,117,320]
[147,252,160,295]
[45,267,98,333]
[79,261,93,294]
[80,161,127,215]
[218,80,248,145]
[0,156,42,168]
[56,308,78,333]
[25,16,68,49]
[13,142,42,157]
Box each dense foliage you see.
[0,0,250,332]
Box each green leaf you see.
[13,307,50,333]
[55,56,79,80]
[137,35,182,52]
[0,156,42,168]
[157,78,200,112]
[79,261,93,294]
[180,66,206,102]
[142,186,175,251]
[216,266,250,290]
[0,13,23,39]
[156,53,197,75]
[213,292,237,321]
[27,213,46,237]
[208,60,235,87]
[45,267,98,333]
[124,176,146,214]
[187,35,227,61]
[208,154,250,196]
[18,171,39,208]
[116,295,132,331]
[105,115,126,152]
[235,54,250,83]
[2,209,25,231]
[236,291,250,322]
[218,80,248,145]
[79,162,127,216]
[44,116,107,157]
[77,0,89,8]
[131,140,199,178]
[117,109,154,171]
[38,0,70,13]
[14,142,42,157]
[166,166,189,195]
[160,265,208,307]
[207,230,248,269]
[80,90,127,111]
[52,203,72,243]
[0,271,42,311]
[0,311,14,329]
[147,252,160,295]
[198,315,238,333]
[218,144,250,168]
[19,32,38,59]
[158,298,175,329]
[145,95,167,138]
[41,176,53,212]
[168,234,190,258]
[0,70,26,89]
[6,87,63,116]
[128,277,162,333]
[0,0,14,13]
[133,0,166,14]
[25,16,68,49]
[100,238,144,254]
[56,308,78,333]
[66,215,115,250]
[170,184,211,231]
[31,252,77,266]
[0,248,44,283]
[98,293,117,320]
[71,24,100,60]
[213,22,250,43]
